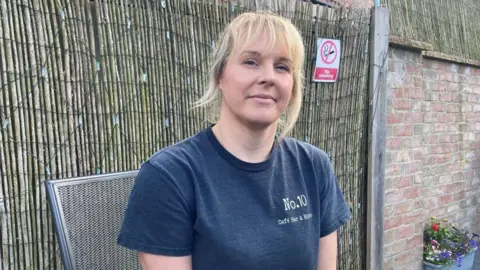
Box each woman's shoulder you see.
[145,129,210,174]
[279,136,330,164]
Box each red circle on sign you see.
[320,40,337,65]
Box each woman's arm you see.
[317,230,338,270]
[138,252,192,270]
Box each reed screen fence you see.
[383,0,480,60]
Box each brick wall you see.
[383,47,480,269]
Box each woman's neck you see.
[212,117,277,164]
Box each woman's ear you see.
[217,71,224,92]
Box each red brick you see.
[386,240,408,257]
[405,112,423,123]
[386,164,402,176]
[387,138,403,150]
[439,93,454,102]
[425,135,438,144]
[403,211,424,224]
[395,151,411,162]
[439,71,450,81]
[392,99,413,110]
[445,183,459,193]
[439,194,452,205]
[412,149,422,160]
[407,261,424,270]
[429,145,444,154]
[404,74,414,86]
[404,161,422,174]
[453,190,466,202]
[434,123,450,133]
[389,88,404,98]
[435,154,450,164]
[404,187,422,199]
[424,61,438,70]
[414,222,424,234]
[395,176,414,189]
[385,205,394,218]
[424,113,438,122]
[424,156,436,166]
[388,112,405,124]
[439,113,454,122]
[386,190,404,205]
[438,135,451,143]
[473,142,480,149]
[438,62,449,71]
[395,201,414,215]
[395,251,415,265]
[406,235,423,249]
[405,63,416,73]
[414,198,423,208]
[404,88,423,99]
[414,77,423,87]
[466,113,480,123]
[447,82,459,91]
[467,94,477,103]
[431,102,445,112]
[431,207,447,217]
[434,81,449,91]
[446,104,460,113]
[384,259,394,270]
[385,229,395,245]
[446,162,460,172]
[385,216,404,230]
[395,125,414,136]
[404,137,422,148]
[442,144,453,153]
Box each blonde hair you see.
[192,11,305,138]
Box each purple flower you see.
[469,240,477,247]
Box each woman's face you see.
[218,32,294,130]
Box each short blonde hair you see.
[193,11,305,137]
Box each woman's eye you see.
[276,65,290,72]
[244,59,258,66]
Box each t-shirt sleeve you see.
[316,150,352,238]
[117,159,194,256]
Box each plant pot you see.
[423,248,478,270]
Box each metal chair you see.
[45,171,141,270]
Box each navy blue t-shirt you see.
[117,126,351,269]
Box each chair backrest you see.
[45,171,141,270]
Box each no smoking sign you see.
[314,38,341,82]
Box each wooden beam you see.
[422,50,480,68]
[367,6,388,270]
[389,35,433,52]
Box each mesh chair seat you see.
[45,171,141,270]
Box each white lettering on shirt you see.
[282,195,308,211]
[278,195,313,225]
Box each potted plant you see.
[423,217,479,270]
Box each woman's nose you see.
[258,65,276,86]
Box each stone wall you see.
[383,47,480,269]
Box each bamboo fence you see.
[0,0,372,269]
[383,0,480,61]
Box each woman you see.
[117,11,351,270]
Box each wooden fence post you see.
[367,5,389,270]
[255,0,272,10]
